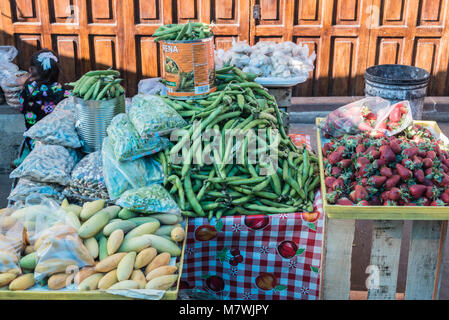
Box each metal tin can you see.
[160,36,216,99]
[74,95,125,153]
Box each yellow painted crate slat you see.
[0,218,188,300]
[316,117,449,220]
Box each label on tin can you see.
[160,37,216,98]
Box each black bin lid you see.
[365,64,430,85]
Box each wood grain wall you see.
[1,0,448,97]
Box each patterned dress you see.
[19,81,70,149]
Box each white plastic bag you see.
[10,144,78,186]
[102,137,164,200]
[24,107,81,148]
[138,78,167,95]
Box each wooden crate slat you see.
[367,220,403,300]
[320,217,355,300]
[405,220,444,300]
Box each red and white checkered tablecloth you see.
[179,134,324,300]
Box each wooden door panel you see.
[137,0,160,23]
[296,0,321,25]
[12,0,39,22]
[380,0,407,25]
[330,37,357,96]
[177,0,198,22]
[136,36,160,79]
[53,35,80,83]
[334,0,360,24]
[294,37,319,96]
[90,36,117,69]
[254,0,285,26]
[418,0,444,25]
[89,0,116,23]
[15,34,42,70]
[376,38,403,65]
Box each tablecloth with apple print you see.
[179,134,324,300]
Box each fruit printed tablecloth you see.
[179,134,324,300]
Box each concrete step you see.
[290,96,449,123]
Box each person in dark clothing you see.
[13,49,70,167]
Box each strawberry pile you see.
[322,124,449,206]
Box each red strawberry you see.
[376,159,387,168]
[379,167,392,177]
[389,139,402,154]
[396,164,412,180]
[357,200,370,206]
[388,187,401,201]
[340,159,352,168]
[358,122,373,132]
[409,184,427,199]
[364,112,377,120]
[425,167,433,176]
[441,173,449,187]
[328,151,342,165]
[356,157,370,167]
[385,175,401,189]
[325,177,336,189]
[356,145,366,153]
[332,178,345,190]
[422,158,433,169]
[414,169,425,183]
[369,176,387,188]
[389,105,402,122]
[441,192,449,204]
[381,191,390,201]
[349,185,368,202]
[403,147,419,158]
[380,145,396,163]
[426,150,436,160]
[331,166,342,176]
[336,198,353,206]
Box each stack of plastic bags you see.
[0,46,28,108]
[102,94,184,214]
[215,40,315,81]
[9,98,82,205]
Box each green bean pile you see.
[68,70,124,101]
[155,66,320,219]
[153,22,212,41]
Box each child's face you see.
[28,66,39,80]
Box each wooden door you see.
[250,0,374,96]
[0,0,249,96]
[1,1,449,96]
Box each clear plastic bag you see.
[107,113,170,161]
[116,185,180,215]
[54,96,76,113]
[0,208,24,274]
[8,178,64,203]
[11,195,94,281]
[62,186,110,203]
[102,137,164,200]
[138,78,167,96]
[70,151,106,191]
[321,97,392,138]
[23,107,81,148]
[375,101,413,136]
[10,144,78,186]
[128,94,187,139]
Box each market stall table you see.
[179,134,324,300]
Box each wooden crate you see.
[315,118,449,299]
[0,219,188,300]
[320,217,447,300]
